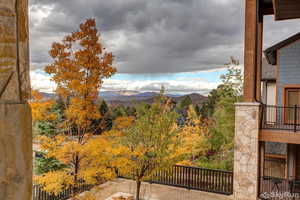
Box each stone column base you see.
[233,102,260,200]
[0,103,32,200]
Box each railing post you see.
[231,172,234,194]
[188,167,191,190]
[294,105,297,132]
[260,104,265,129]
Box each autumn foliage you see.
[30,90,56,122]
[45,18,115,131]
[32,18,232,199]
[35,19,117,195]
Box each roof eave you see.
[264,33,300,66]
[264,50,277,65]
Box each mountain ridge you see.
[101,91,207,107]
[39,91,208,106]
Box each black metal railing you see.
[151,165,233,195]
[32,184,94,200]
[259,177,300,200]
[119,165,233,195]
[261,105,300,132]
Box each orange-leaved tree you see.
[30,90,57,123]
[35,19,117,195]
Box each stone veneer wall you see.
[0,104,32,200]
[0,0,32,199]
[233,102,260,200]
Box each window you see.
[285,88,300,124]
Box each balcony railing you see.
[119,165,233,195]
[32,183,94,200]
[261,105,300,132]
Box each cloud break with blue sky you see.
[29,0,300,95]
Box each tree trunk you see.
[72,154,79,196]
[136,179,141,200]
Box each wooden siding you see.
[277,39,300,107]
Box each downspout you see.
[256,1,264,196]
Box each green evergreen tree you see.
[33,100,66,174]
[34,151,66,175]
[92,99,113,134]
[178,95,193,110]
[198,57,243,170]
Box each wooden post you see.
[256,14,263,101]
[244,0,263,102]
[0,0,32,199]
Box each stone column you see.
[234,102,260,200]
[0,0,32,200]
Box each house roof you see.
[262,58,276,81]
[261,0,300,20]
[264,32,300,65]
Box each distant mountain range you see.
[40,90,208,107]
[99,91,208,107]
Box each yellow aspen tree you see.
[178,105,210,166]
[35,19,116,195]
[30,90,57,123]
[114,92,186,200]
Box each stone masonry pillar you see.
[0,0,32,200]
[234,102,260,200]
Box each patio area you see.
[76,178,233,200]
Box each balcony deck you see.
[260,105,300,144]
[261,105,300,132]
[260,129,300,144]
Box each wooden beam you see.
[273,0,300,20]
[256,18,263,101]
[260,129,300,144]
[265,153,286,159]
[244,0,262,102]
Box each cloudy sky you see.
[29,0,300,95]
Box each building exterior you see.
[234,1,300,200]
[260,34,300,197]
[261,58,276,106]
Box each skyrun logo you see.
[259,192,300,199]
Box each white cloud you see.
[30,71,56,93]
[30,70,220,95]
[101,78,220,95]
[29,4,54,28]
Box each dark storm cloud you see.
[29,0,300,73]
